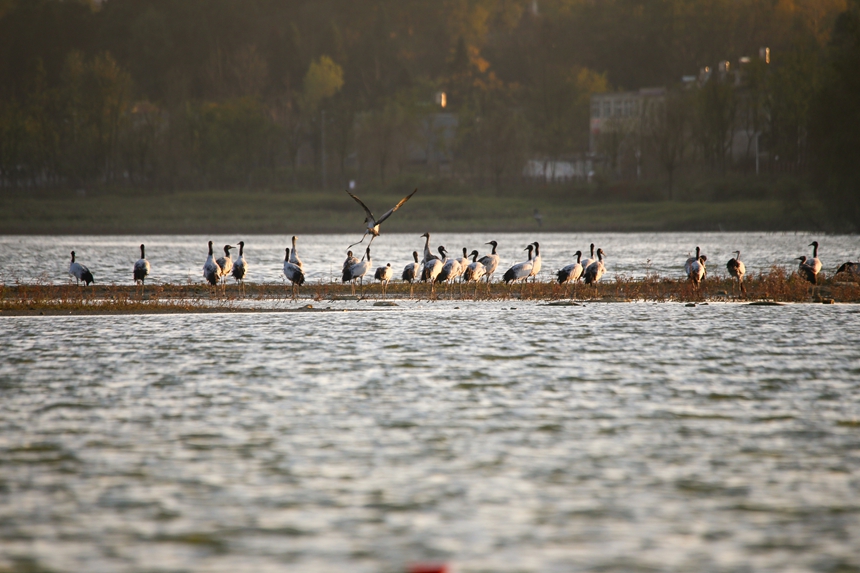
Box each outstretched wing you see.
[346,190,375,221]
[376,188,418,225]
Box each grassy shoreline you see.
[2,269,857,316]
[0,187,823,234]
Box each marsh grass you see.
[1,268,857,313]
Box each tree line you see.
[0,0,857,227]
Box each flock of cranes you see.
[65,237,849,301]
[64,188,854,298]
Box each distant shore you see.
[0,186,824,235]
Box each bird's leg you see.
[347,232,369,250]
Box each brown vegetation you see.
[2,269,857,315]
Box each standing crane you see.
[503,244,535,286]
[463,250,486,297]
[402,251,420,297]
[685,247,707,279]
[529,241,542,282]
[807,241,822,277]
[581,243,596,272]
[343,247,372,296]
[583,248,606,293]
[689,254,706,293]
[375,263,394,299]
[796,256,818,285]
[215,245,234,289]
[726,251,746,295]
[69,251,94,286]
[346,188,418,249]
[479,240,500,284]
[203,241,220,288]
[231,241,248,296]
[283,247,305,300]
[290,236,303,269]
[133,244,150,295]
[557,250,583,299]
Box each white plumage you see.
[807,241,822,276]
[529,241,542,281]
[580,243,595,273]
[343,247,372,295]
[689,255,705,291]
[463,250,486,295]
[479,240,500,282]
[557,250,583,284]
[215,244,234,286]
[69,251,94,286]
[503,244,535,284]
[290,236,303,269]
[375,263,394,298]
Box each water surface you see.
[1,301,859,572]
[2,232,857,285]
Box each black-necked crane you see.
[726,251,746,295]
[437,248,463,296]
[402,251,420,297]
[133,244,150,294]
[797,256,818,285]
[215,244,234,289]
[346,188,418,249]
[375,263,394,298]
[283,247,305,300]
[343,247,372,296]
[463,250,486,296]
[557,250,583,298]
[807,241,822,277]
[479,240,500,284]
[231,241,248,296]
[203,241,219,287]
[583,248,606,293]
[684,247,707,279]
[503,244,535,286]
[422,245,446,296]
[529,241,542,282]
[420,232,439,266]
[290,236,303,269]
[343,250,359,275]
[69,251,94,286]
[836,261,858,278]
[689,254,706,293]
[581,243,596,272]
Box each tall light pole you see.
[321,109,327,189]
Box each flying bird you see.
[346,188,418,249]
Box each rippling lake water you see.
[2,299,859,572]
[1,232,858,285]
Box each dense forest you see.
[0,0,858,229]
